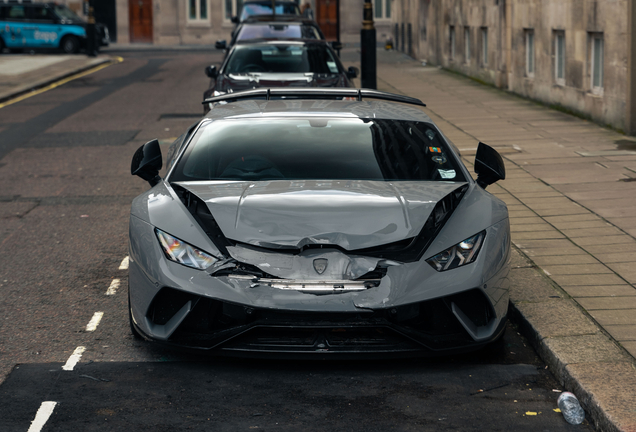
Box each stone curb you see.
[0,56,112,104]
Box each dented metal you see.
[228,274,378,293]
[226,244,392,280]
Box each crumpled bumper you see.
[129,215,510,357]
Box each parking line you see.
[86,312,104,332]
[106,279,120,295]
[62,346,86,371]
[119,256,129,270]
[27,401,57,432]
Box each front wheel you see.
[60,35,79,54]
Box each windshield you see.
[170,119,466,183]
[54,5,82,20]
[237,24,321,41]
[225,44,340,74]
[240,3,300,20]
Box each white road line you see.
[62,346,86,371]
[27,401,57,432]
[86,312,104,332]
[105,278,120,295]
[119,256,129,270]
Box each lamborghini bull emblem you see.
[313,258,328,275]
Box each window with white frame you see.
[464,27,470,63]
[554,30,565,85]
[481,27,487,66]
[590,33,604,92]
[450,26,455,60]
[374,0,391,19]
[188,0,209,21]
[225,0,243,20]
[525,29,535,77]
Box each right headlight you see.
[155,228,217,270]
[426,231,486,272]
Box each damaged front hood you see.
[174,180,467,250]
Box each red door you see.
[129,0,153,43]
[315,0,338,41]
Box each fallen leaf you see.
[525,411,538,416]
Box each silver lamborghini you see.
[129,88,510,357]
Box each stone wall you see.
[391,0,631,132]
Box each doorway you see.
[315,0,338,41]
[129,0,153,43]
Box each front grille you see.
[446,288,494,327]
[222,326,420,353]
[154,288,491,353]
[147,288,199,325]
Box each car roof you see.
[203,99,433,124]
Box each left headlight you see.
[426,231,485,272]
[155,229,217,270]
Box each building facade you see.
[391,0,636,134]
[59,0,393,46]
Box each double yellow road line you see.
[0,56,124,110]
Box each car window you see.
[240,3,300,20]
[225,44,341,74]
[53,5,82,21]
[237,24,321,41]
[6,6,26,19]
[170,119,467,183]
[30,6,55,21]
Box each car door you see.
[29,5,62,48]
[2,5,28,49]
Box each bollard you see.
[360,0,376,89]
[86,4,97,57]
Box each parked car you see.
[216,16,326,52]
[0,0,109,54]
[232,0,301,23]
[129,88,510,357]
[203,40,358,113]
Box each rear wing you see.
[202,88,426,107]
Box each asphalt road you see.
[0,50,592,431]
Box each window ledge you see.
[186,20,211,28]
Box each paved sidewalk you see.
[2,48,636,431]
[365,49,636,432]
[0,54,112,103]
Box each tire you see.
[60,35,79,54]
[0,37,5,53]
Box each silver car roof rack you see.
[202,88,426,107]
